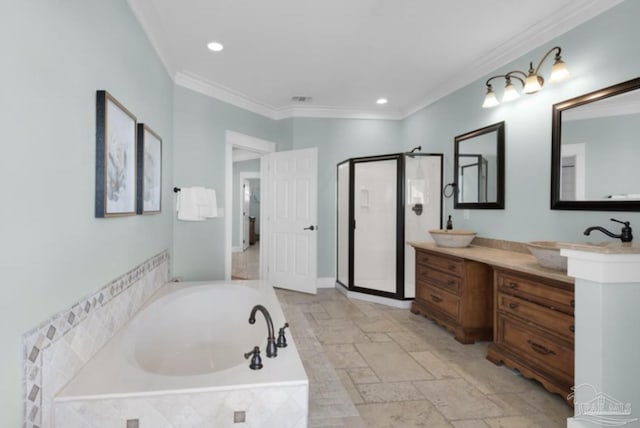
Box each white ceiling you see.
[127,0,621,120]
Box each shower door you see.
[352,157,399,294]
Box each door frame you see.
[225,131,275,280]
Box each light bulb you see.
[502,80,520,102]
[482,86,499,108]
[550,58,570,83]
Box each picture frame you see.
[136,124,162,214]
[95,90,137,217]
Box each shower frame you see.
[336,152,443,300]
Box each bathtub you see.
[54,280,309,427]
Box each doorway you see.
[225,131,275,280]
[233,172,261,279]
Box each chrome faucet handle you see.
[244,346,263,370]
[277,322,290,348]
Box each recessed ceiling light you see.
[376,98,388,105]
[207,42,224,52]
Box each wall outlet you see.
[464,210,470,220]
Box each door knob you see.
[304,225,316,231]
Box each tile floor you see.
[232,242,260,280]
[276,287,573,428]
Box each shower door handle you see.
[304,225,316,231]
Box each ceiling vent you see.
[291,96,313,102]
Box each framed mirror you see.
[454,121,505,209]
[551,77,640,211]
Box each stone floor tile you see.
[451,359,535,395]
[484,414,566,428]
[356,341,434,382]
[357,381,425,403]
[354,316,406,333]
[346,367,380,384]
[413,378,505,420]
[357,400,453,428]
[451,420,491,428]
[366,332,392,342]
[323,344,368,369]
[335,369,364,405]
[388,330,436,352]
[410,350,460,379]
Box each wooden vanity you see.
[412,248,493,343]
[410,240,575,402]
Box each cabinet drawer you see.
[498,294,574,341]
[417,281,460,320]
[499,316,573,378]
[416,251,463,276]
[417,264,461,295]
[497,272,574,314]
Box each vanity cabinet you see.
[487,268,574,400]
[411,248,493,343]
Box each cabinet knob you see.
[570,299,575,308]
[569,325,575,333]
[508,302,519,310]
[447,279,455,286]
[448,264,456,271]
[509,282,518,289]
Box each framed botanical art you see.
[95,90,137,217]
[136,124,162,214]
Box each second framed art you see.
[137,124,162,214]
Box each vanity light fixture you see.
[482,46,570,108]
[207,41,224,52]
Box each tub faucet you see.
[249,305,277,358]
[583,218,633,242]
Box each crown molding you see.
[401,0,623,118]
[175,71,404,121]
[165,0,621,122]
[273,105,403,121]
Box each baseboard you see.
[317,277,335,288]
[232,246,243,253]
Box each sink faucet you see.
[249,305,277,358]
[583,218,633,242]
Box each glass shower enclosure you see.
[337,152,443,300]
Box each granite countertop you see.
[409,241,574,284]
[558,241,640,254]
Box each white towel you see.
[199,188,218,218]
[176,187,207,221]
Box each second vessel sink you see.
[527,241,568,271]
[429,230,477,248]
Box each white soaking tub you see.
[54,280,309,428]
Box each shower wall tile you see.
[22,250,170,428]
[53,384,309,428]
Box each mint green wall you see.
[172,86,281,280]
[288,119,402,277]
[0,0,174,426]
[403,0,640,243]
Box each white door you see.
[263,147,318,294]
[242,180,251,250]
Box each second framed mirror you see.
[454,121,505,209]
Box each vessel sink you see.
[527,241,568,271]
[429,229,477,248]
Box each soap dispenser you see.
[446,215,453,230]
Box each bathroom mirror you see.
[454,121,505,209]
[551,77,640,211]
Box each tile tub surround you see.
[54,280,308,427]
[22,250,170,428]
[276,287,573,428]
